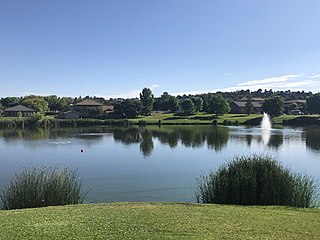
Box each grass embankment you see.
[0,203,319,239]
[131,113,320,125]
[130,113,262,125]
[1,114,319,127]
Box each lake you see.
[0,125,319,203]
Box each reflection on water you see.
[305,127,320,153]
[112,126,229,156]
[262,129,271,145]
[0,125,320,203]
[0,125,319,154]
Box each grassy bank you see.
[130,113,262,125]
[0,202,319,239]
[131,113,320,125]
[1,113,319,128]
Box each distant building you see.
[230,98,264,114]
[3,105,36,117]
[59,110,80,119]
[284,100,306,108]
[101,105,114,114]
[71,99,103,118]
[290,109,303,115]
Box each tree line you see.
[1,89,320,118]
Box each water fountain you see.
[261,112,272,130]
[261,112,271,145]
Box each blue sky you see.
[1,0,320,98]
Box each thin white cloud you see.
[171,74,320,96]
[239,74,302,86]
[21,92,53,97]
[309,74,320,79]
[99,84,160,99]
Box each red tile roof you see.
[74,99,103,106]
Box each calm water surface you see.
[0,125,319,203]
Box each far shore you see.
[0,113,319,128]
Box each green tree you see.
[191,96,203,113]
[156,92,179,112]
[22,95,49,112]
[0,97,20,107]
[44,95,59,112]
[180,98,195,115]
[140,88,154,116]
[114,99,141,118]
[245,97,254,115]
[206,94,230,116]
[262,96,284,117]
[306,93,320,114]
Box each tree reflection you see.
[0,128,50,142]
[113,128,140,145]
[245,134,252,146]
[111,126,230,156]
[139,129,154,157]
[267,134,283,149]
[206,127,229,151]
[305,127,320,152]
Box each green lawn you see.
[1,113,319,126]
[129,113,320,125]
[0,203,319,239]
[272,114,320,124]
[130,113,262,124]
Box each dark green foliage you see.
[114,99,141,118]
[306,93,320,114]
[154,92,179,112]
[22,95,49,112]
[262,96,284,117]
[0,166,86,210]
[206,94,230,115]
[27,112,44,126]
[196,155,318,208]
[180,98,195,115]
[140,88,154,116]
[0,97,21,108]
[191,96,203,112]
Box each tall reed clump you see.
[195,155,319,208]
[0,166,86,210]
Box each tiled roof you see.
[74,99,103,106]
[101,105,114,112]
[4,105,35,112]
[285,100,306,104]
[232,101,262,108]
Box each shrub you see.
[27,112,44,126]
[0,166,86,210]
[195,155,318,208]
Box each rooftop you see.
[232,101,262,108]
[3,105,35,112]
[74,99,103,106]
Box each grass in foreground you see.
[0,202,320,239]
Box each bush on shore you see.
[195,155,319,208]
[0,166,86,210]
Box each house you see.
[3,105,36,117]
[230,98,264,114]
[71,99,103,118]
[284,100,306,109]
[101,105,114,114]
[59,110,80,119]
